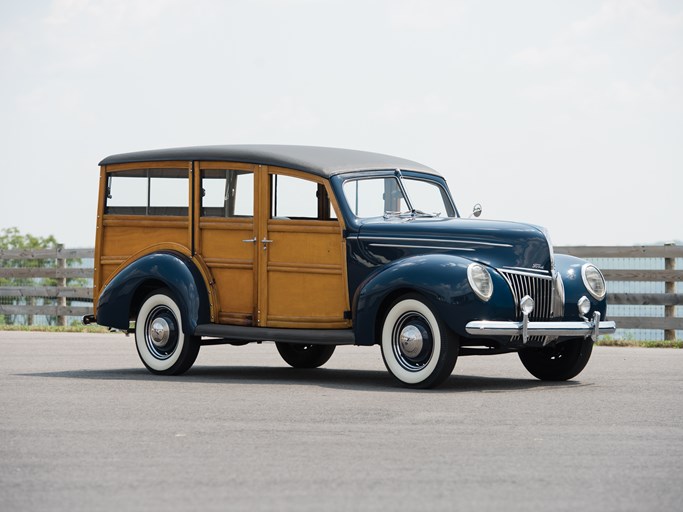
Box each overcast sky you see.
[0,0,681,247]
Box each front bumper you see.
[465,311,616,344]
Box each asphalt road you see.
[1,331,682,512]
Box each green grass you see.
[595,338,683,348]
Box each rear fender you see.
[96,251,211,334]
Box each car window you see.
[343,177,407,218]
[271,174,317,219]
[271,174,336,220]
[401,178,456,217]
[201,169,253,217]
[106,168,189,216]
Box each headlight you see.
[467,263,493,301]
[581,264,606,300]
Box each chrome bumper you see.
[465,311,616,344]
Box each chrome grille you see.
[500,270,554,321]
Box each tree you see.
[0,227,61,325]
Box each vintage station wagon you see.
[84,145,615,388]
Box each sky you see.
[0,0,681,248]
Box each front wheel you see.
[380,295,459,389]
[275,343,336,368]
[518,338,593,381]
[135,290,200,375]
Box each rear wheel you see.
[275,343,336,368]
[135,290,200,375]
[380,294,459,389]
[518,338,593,381]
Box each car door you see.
[256,167,350,329]
[194,161,258,326]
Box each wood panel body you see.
[94,160,350,330]
[258,166,350,329]
[99,216,190,288]
[97,162,192,292]
[193,161,258,325]
[93,167,107,313]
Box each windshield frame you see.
[335,169,459,224]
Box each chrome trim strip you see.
[552,271,565,319]
[369,243,474,251]
[502,266,550,275]
[499,268,552,279]
[465,314,616,342]
[357,236,513,248]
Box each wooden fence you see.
[1,245,681,338]
[555,244,682,340]
[0,247,94,326]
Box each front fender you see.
[352,254,515,345]
[554,253,608,319]
[96,251,211,334]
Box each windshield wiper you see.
[384,209,440,219]
[412,209,441,217]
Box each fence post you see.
[28,297,35,326]
[57,244,67,327]
[664,242,675,341]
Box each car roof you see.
[99,144,441,178]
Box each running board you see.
[194,324,356,345]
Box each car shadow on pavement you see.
[20,365,585,393]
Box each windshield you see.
[342,176,456,219]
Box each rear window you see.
[105,169,189,216]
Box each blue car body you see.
[88,145,615,386]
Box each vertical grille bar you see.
[500,269,553,321]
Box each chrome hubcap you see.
[144,305,179,360]
[392,312,434,372]
[149,318,170,347]
[399,325,424,357]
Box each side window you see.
[201,170,254,217]
[271,174,336,220]
[106,168,188,216]
[149,169,188,215]
[343,177,407,218]
[106,171,147,214]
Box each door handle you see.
[261,238,273,250]
[242,237,257,243]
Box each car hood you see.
[355,217,553,272]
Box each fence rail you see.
[556,244,683,339]
[0,247,94,326]
[1,245,681,338]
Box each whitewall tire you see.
[135,290,200,375]
[380,295,459,388]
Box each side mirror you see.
[470,203,482,218]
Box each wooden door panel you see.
[266,271,348,327]
[194,163,257,326]
[267,221,343,265]
[262,219,349,329]
[198,219,255,325]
